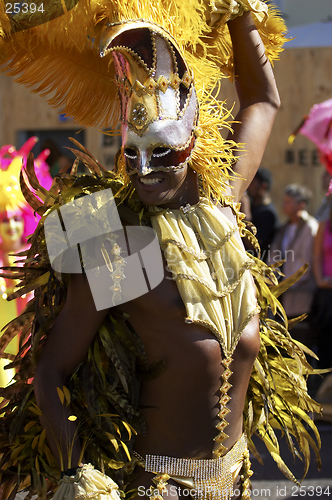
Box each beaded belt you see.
[134,433,251,500]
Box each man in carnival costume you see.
[0,1,322,499]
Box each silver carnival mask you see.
[100,21,199,176]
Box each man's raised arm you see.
[227,11,281,202]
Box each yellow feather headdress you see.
[0,0,287,203]
[0,0,287,129]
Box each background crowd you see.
[244,167,332,399]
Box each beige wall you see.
[1,45,332,217]
[0,74,119,170]
[0,75,77,142]
[271,47,332,217]
[219,46,332,218]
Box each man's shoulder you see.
[251,202,279,227]
[252,201,278,216]
[301,211,319,233]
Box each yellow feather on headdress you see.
[0,0,288,204]
[0,157,27,213]
[0,0,287,130]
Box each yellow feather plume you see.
[0,0,288,130]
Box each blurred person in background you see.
[287,96,332,401]
[40,139,72,177]
[246,167,279,261]
[0,138,52,387]
[315,170,332,222]
[312,195,332,373]
[268,184,318,348]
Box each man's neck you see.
[252,193,271,206]
[288,210,304,225]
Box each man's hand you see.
[207,0,268,26]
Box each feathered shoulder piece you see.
[0,0,287,129]
[245,255,322,484]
